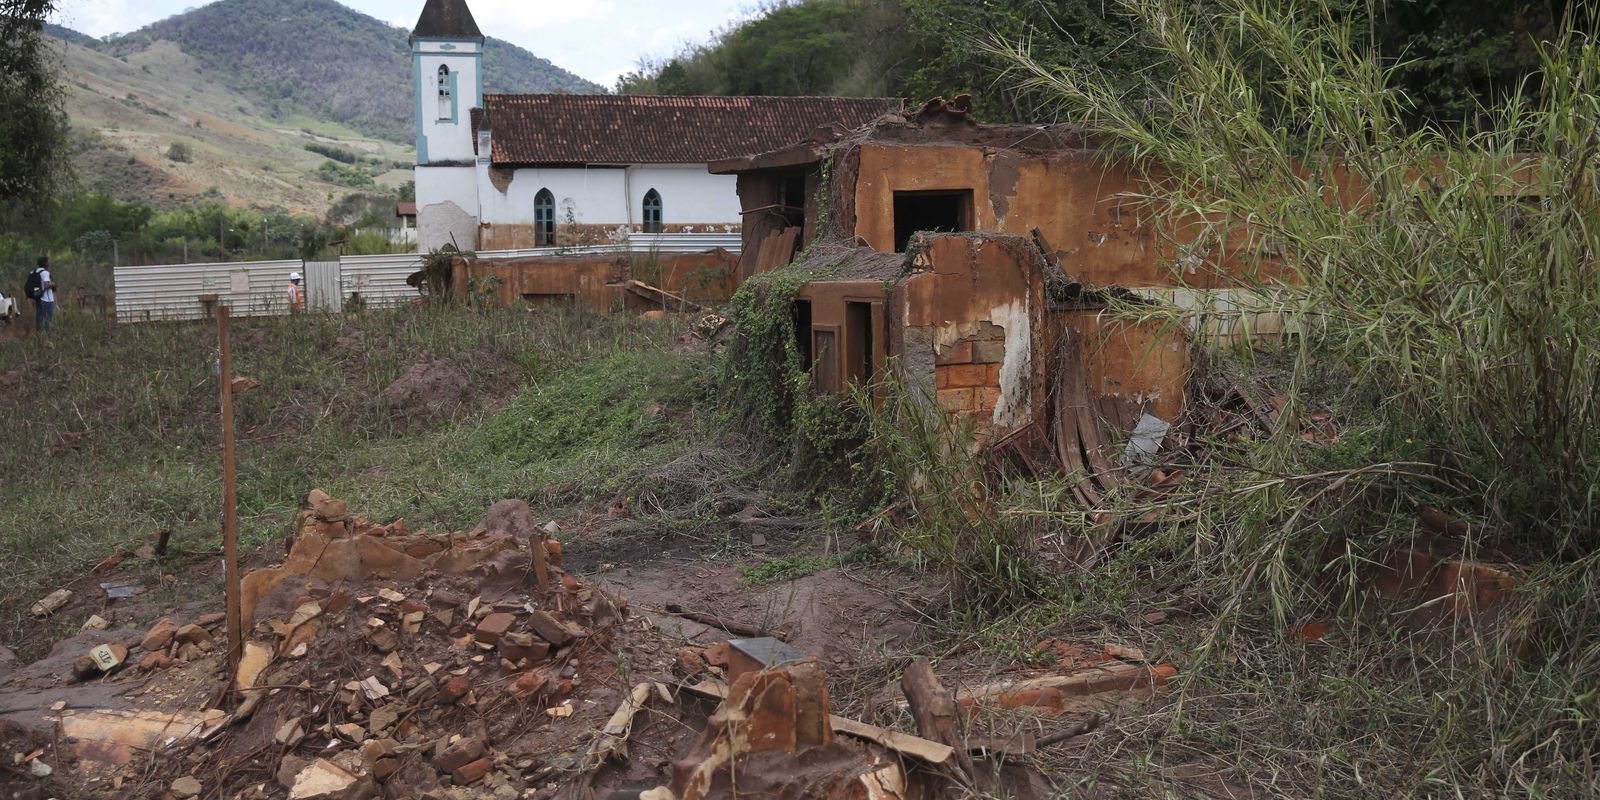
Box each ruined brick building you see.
[714,97,1278,488]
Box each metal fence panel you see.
[304,261,343,313]
[339,253,425,309]
[114,260,305,323]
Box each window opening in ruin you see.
[436,65,452,121]
[534,189,556,245]
[844,301,874,385]
[792,300,813,366]
[892,190,973,252]
[781,172,809,227]
[642,189,663,233]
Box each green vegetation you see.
[482,349,710,467]
[620,0,1571,127]
[0,306,700,658]
[314,160,376,189]
[0,0,71,230]
[0,186,415,293]
[164,141,193,163]
[93,0,598,143]
[304,142,358,165]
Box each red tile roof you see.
[396,202,418,217]
[476,94,902,166]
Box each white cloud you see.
[467,0,618,30]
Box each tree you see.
[0,0,71,231]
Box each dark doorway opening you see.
[844,301,874,385]
[792,299,813,366]
[893,190,973,252]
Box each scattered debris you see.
[100,579,144,600]
[30,588,72,618]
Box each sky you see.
[48,0,756,88]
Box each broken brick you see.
[475,613,516,645]
[141,619,179,652]
[438,677,472,705]
[451,757,493,785]
[676,647,708,677]
[509,671,548,698]
[137,651,177,671]
[432,737,486,774]
[525,610,572,646]
[174,624,212,645]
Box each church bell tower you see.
[411,0,484,165]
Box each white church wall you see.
[417,165,481,251]
[626,165,742,228]
[478,166,630,226]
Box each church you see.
[410,0,900,253]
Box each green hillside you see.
[45,0,600,214]
[101,0,598,143]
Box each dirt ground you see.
[0,489,1180,800]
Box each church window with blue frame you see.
[535,189,556,245]
[642,189,663,233]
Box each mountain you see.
[46,0,600,214]
[97,0,600,143]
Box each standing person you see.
[287,271,305,314]
[24,256,55,332]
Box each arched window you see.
[534,189,555,245]
[436,65,452,121]
[642,189,663,233]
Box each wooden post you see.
[217,306,243,673]
[901,658,975,779]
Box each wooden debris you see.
[585,682,652,764]
[683,679,955,766]
[899,658,974,777]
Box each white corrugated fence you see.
[113,259,306,323]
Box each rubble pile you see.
[199,492,655,799]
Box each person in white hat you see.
[287,271,305,314]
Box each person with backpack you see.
[24,256,55,332]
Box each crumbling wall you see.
[1064,310,1189,424]
[457,249,740,312]
[902,235,1047,445]
[849,140,1276,290]
[418,201,479,253]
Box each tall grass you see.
[998,0,1600,549]
[856,376,1054,610]
[984,1,1600,793]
